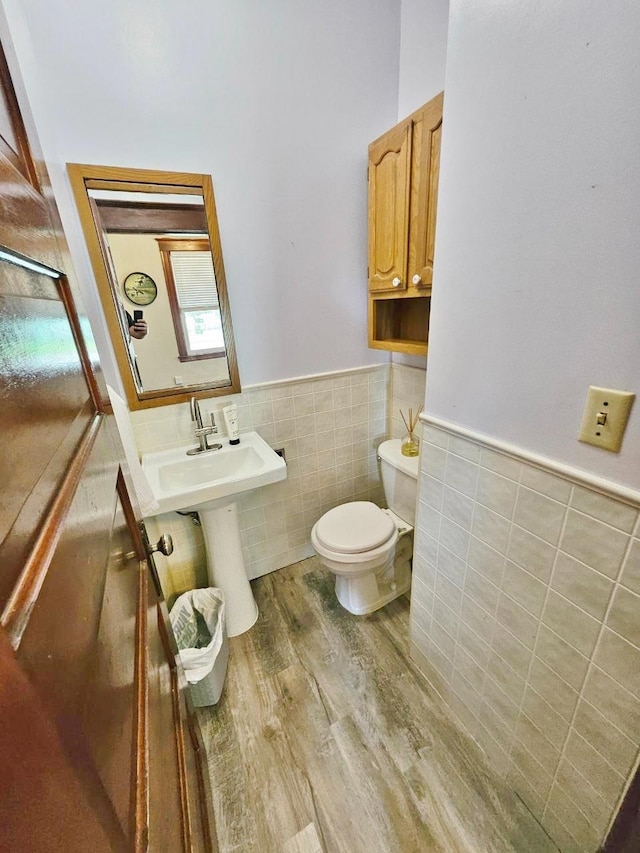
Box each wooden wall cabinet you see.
[367,91,443,355]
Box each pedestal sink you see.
[141,432,287,636]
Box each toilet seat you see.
[314,501,395,554]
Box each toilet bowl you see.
[311,438,419,615]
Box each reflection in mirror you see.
[67,165,240,410]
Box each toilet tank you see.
[378,439,419,526]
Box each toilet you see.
[311,438,419,615]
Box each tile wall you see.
[389,363,427,441]
[409,421,640,852]
[136,365,388,601]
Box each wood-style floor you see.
[197,558,557,853]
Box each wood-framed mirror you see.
[67,164,241,410]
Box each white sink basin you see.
[142,431,287,515]
[142,431,287,637]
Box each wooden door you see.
[0,34,213,852]
[367,120,411,292]
[408,91,443,290]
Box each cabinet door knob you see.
[392,276,402,287]
[412,274,422,285]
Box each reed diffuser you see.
[400,405,422,457]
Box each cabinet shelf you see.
[369,295,430,356]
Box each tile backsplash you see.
[137,365,388,600]
[389,363,427,440]
[410,421,640,853]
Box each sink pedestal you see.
[199,501,258,637]
[141,432,286,637]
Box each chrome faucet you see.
[187,397,222,455]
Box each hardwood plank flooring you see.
[197,558,558,852]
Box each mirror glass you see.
[68,165,241,409]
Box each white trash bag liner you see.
[170,588,229,707]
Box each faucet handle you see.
[210,412,218,433]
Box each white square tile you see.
[480,448,521,482]
[312,377,333,393]
[444,452,479,498]
[440,516,470,561]
[435,572,464,613]
[333,386,352,409]
[294,393,315,417]
[251,401,274,426]
[472,504,511,554]
[467,536,505,585]
[293,413,314,437]
[270,383,293,400]
[351,383,369,405]
[571,487,638,534]
[620,538,640,595]
[594,628,640,700]
[560,509,630,578]
[437,545,467,588]
[513,486,566,546]
[421,477,444,512]
[476,469,518,520]
[319,411,336,432]
[412,552,436,589]
[331,374,351,389]
[420,504,441,540]
[551,551,614,620]
[272,396,295,421]
[333,426,353,447]
[414,528,439,566]
[542,590,601,657]
[421,443,447,481]
[411,576,434,614]
[422,425,449,450]
[507,525,556,582]
[464,567,500,616]
[311,388,331,412]
[496,593,539,649]
[501,560,547,619]
[582,666,640,745]
[448,434,482,463]
[520,466,571,503]
[606,585,640,647]
[442,486,474,530]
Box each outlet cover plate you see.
[578,386,635,452]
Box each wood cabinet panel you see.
[409,92,443,289]
[367,121,411,292]
[367,92,443,355]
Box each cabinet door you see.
[368,120,411,292]
[408,92,443,289]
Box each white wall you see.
[426,0,640,490]
[398,0,449,119]
[393,0,449,373]
[1,0,402,387]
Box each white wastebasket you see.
[170,588,229,707]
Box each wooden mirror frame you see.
[67,163,241,410]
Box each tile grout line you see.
[478,450,524,770]
[450,441,482,736]
[540,501,640,841]
[512,482,573,820]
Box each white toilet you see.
[311,438,419,615]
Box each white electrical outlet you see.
[174,375,184,386]
[578,386,635,452]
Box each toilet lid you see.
[314,501,395,554]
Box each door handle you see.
[148,533,174,557]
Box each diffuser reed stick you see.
[399,404,423,457]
